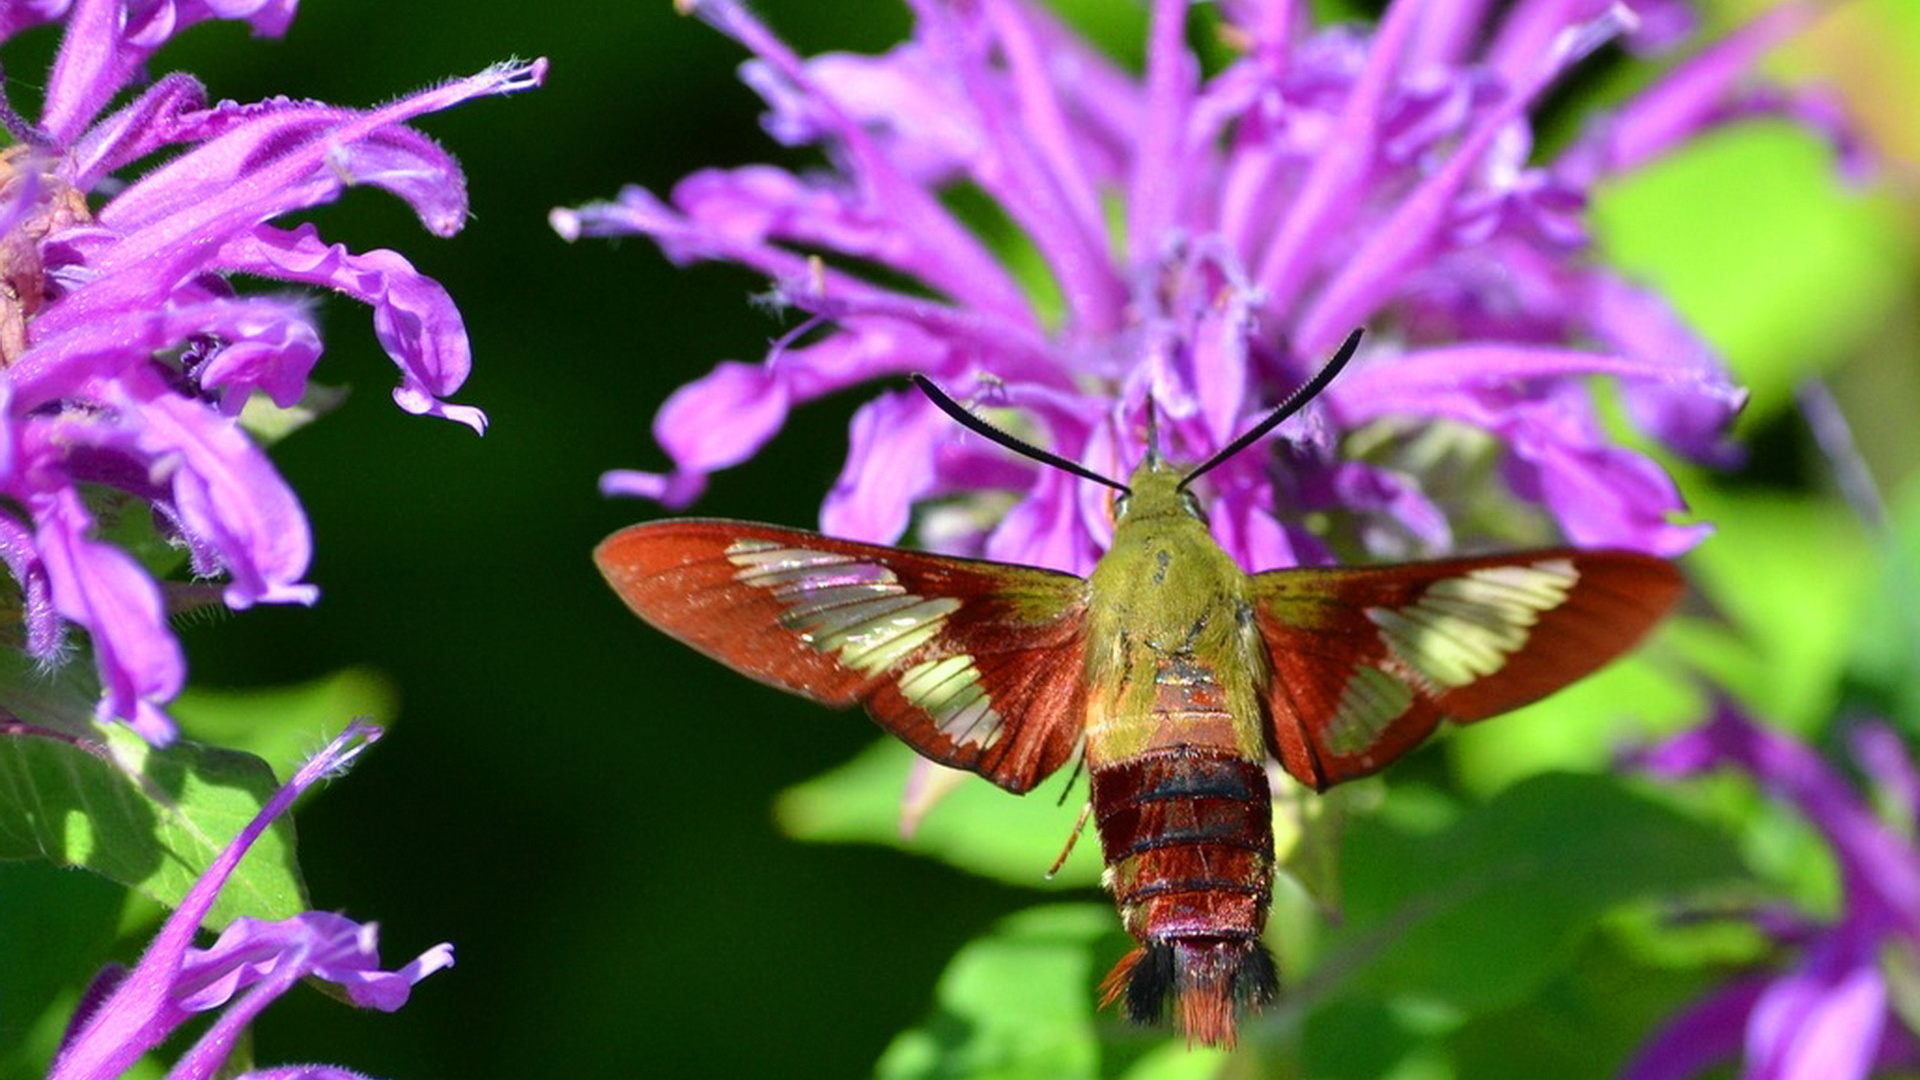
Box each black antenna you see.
[911,374,1131,495]
[1177,327,1363,492]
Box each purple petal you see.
[1744,930,1886,1080]
[680,2,1039,320]
[599,468,709,509]
[1586,275,1746,466]
[189,299,326,410]
[773,45,982,181]
[29,483,182,740]
[1210,476,1305,571]
[66,73,209,189]
[1583,2,1817,176]
[1337,359,1712,554]
[1252,0,1419,311]
[176,913,452,1014]
[219,224,482,429]
[983,464,1098,574]
[38,0,294,146]
[78,59,543,284]
[666,165,899,260]
[1632,702,1920,936]
[1295,3,1636,354]
[0,511,61,659]
[653,360,791,475]
[0,0,76,41]
[1500,426,1711,554]
[114,366,317,608]
[820,390,948,543]
[13,295,322,406]
[1328,461,1454,557]
[1850,724,1920,833]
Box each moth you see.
[594,330,1684,1047]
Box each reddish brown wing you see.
[595,519,1091,794]
[1251,550,1683,790]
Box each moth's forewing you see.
[1250,550,1685,788]
[595,520,1092,793]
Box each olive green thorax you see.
[1081,458,1270,765]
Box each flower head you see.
[0,1,545,742]
[48,722,454,1080]
[1621,701,1920,1080]
[559,0,1847,574]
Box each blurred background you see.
[6,0,1919,1077]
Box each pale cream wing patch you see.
[1363,558,1579,693]
[728,540,962,678]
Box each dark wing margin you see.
[595,519,1091,794]
[1250,549,1684,790]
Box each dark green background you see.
[142,1,1040,1076]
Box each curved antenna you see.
[912,374,1131,495]
[1177,327,1364,492]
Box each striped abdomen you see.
[1090,744,1277,1047]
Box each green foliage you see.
[0,671,389,1075]
[779,737,1105,888]
[1326,774,1741,1013]
[0,861,125,1071]
[791,766,1746,1078]
[1675,485,1878,731]
[0,723,308,929]
[1440,933,1715,1080]
[877,906,1112,1080]
[1447,641,1697,795]
[877,905,1232,1080]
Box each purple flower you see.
[557,0,1850,573]
[1620,701,1920,1080]
[47,722,453,1080]
[0,1,545,743]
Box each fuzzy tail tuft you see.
[1099,938,1277,1048]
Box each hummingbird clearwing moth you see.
[595,329,1684,1046]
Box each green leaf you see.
[237,381,349,444]
[1111,1042,1233,1080]
[777,738,1104,888]
[876,905,1158,1080]
[0,724,307,928]
[0,637,109,741]
[1326,773,1742,1014]
[0,860,125,1069]
[1443,932,1714,1080]
[1299,998,1427,1080]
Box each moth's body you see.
[595,364,1685,1048]
[1085,462,1268,768]
[1082,461,1280,1041]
